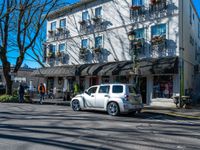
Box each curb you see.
[164,112,200,120]
[143,111,200,119]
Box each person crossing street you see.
[38,83,45,104]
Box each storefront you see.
[32,57,179,106]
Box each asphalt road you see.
[0,103,199,150]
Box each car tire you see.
[107,102,120,116]
[71,99,81,111]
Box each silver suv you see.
[71,84,143,116]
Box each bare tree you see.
[0,0,62,95]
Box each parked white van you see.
[71,84,143,116]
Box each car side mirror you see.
[85,90,90,95]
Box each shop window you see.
[153,75,173,98]
[101,76,110,83]
[114,76,129,84]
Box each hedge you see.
[0,94,32,103]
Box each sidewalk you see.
[32,98,70,106]
[143,105,200,119]
[31,98,200,119]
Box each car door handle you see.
[104,95,109,97]
[91,95,94,97]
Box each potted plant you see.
[93,46,101,53]
[56,51,61,57]
[130,5,142,10]
[47,52,53,58]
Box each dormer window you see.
[50,21,56,31]
[95,7,102,17]
[82,11,89,21]
[60,19,66,28]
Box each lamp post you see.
[128,32,140,90]
[179,47,184,108]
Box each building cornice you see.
[47,0,96,20]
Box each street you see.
[0,103,199,150]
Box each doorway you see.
[140,77,147,104]
[89,77,99,86]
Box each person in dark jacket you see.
[18,83,25,103]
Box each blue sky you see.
[6,0,200,68]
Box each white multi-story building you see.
[33,0,200,106]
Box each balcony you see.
[92,46,102,54]
[129,38,145,55]
[149,0,167,13]
[56,51,62,57]
[46,52,55,59]
[151,35,166,45]
[92,15,102,23]
[79,48,88,60]
[56,28,70,40]
[48,29,69,42]
[130,5,146,21]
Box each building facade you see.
[0,67,44,92]
[33,0,200,106]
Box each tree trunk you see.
[5,76,13,95]
[2,61,13,95]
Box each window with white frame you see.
[60,19,66,28]
[95,36,103,48]
[49,44,56,53]
[190,5,192,25]
[59,43,65,52]
[151,24,166,37]
[81,39,88,48]
[82,11,89,21]
[95,7,102,17]
[51,21,56,31]
[132,0,143,6]
[134,28,144,39]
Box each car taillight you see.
[124,94,129,101]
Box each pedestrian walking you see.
[38,83,45,104]
[18,83,25,103]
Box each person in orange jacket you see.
[38,83,45,104]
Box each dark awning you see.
[77,57,178,76]
[31,65,77,77]
[32,57,178,77]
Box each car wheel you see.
[71,99,81,111]
[107,102,119,116]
